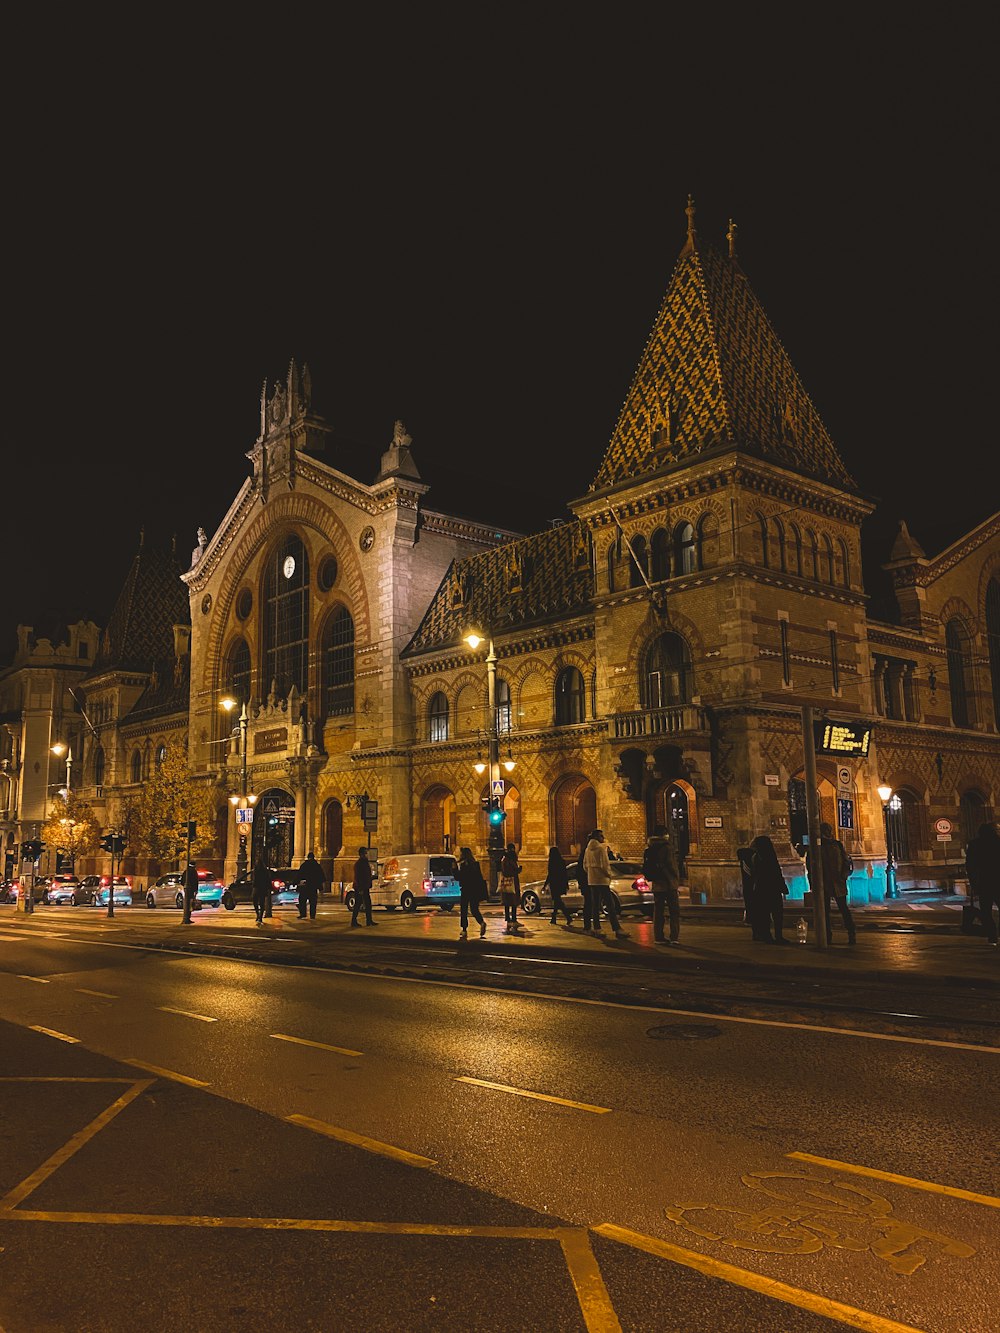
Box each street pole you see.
[106,833,115,919]
[801,705,828,949]
[236,704,249,881]
[182,816,194,924]
[486,636,502,898]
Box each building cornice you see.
[405,622,595,678]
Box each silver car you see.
[46,874,87,906]
[146,871,222,908]
[518,859,650,917]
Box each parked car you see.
[345,854,460,913]
[218,868,299,911]
[5,877,50,905]
[145,869,221,909]
[518,859,649,917]
[46,874,88,906]
[93,876,133,908]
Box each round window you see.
[359,525,375,553]
[236,588,253,621]
[318,555,338,592]
[201,593,212,615]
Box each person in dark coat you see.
[542,846,574,925]
[499,844,522,934]
[643,824,681,944]
[351,847,375,927]
[297,850,324,920]
[457,846,487,939]
[808,822,856,944]
[965,821,1000,946]
[736,843,755,932]
[577,840,595,932]
[183,861,200,918]
[749,835,788,943]
[251,858,272,925]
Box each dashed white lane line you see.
[271,1033,363,1057]
[76,988,118,999]
[158,1006,217,1023]
[123,1059,209,1088]
[16,975,50,984]
[455,1076,612,1115]
[29,1026,79,1044]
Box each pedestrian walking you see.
[251,859,272,925]
[183,861,201,919]
[965,821,1000,947]
[499,843,522,934]
[297,850,324,920]
[577,844,596,931]
[457,846,488,939]
[748,835,788,943]
[542,846,574,925]
[351,847,375,927]
[643,824,681,944]
[808,823,857,945]
[583,829,628,939]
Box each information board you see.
[814,718,872,758]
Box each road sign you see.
[764,774,779,786]
[278,806,296,817]
[837,766,852,789]
[937,833,952,842]
[837,797,854,830]
[934,818,952,834]
[704,816,723,828]
[236,807,254,824]
[491,779,505,796]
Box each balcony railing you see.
[612,704,707,739]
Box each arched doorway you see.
[255,788,295,869]
[788,772,836,852]
[653,782,691,865]
[422,785,457,853]
[322,798,344,881]
[551,773,597,857]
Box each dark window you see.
[236,588,253,621]
[830,629,839,692]
[130,750,142,783]
[773,519,787,573]
[789,525,803,576]
[945,620,972,727]
[650,528,670,581]
[429,691,449,742]
[607,544,616,593]
[94,747,105,788]
[318,555,338,592]
[555,667,585,726]
[323,607,355,718]
[629,535,648,587]
[675,522,697,574]
[886,789,920,863]
[263,535,309,697]
[79,642,89,658]
[227,638,251,706]
[155,744,167,767]
[644,632,692,708]
[822,534,835,584]
[780,620,791,685]
[496,678,512,734]
[987,578,1000,728]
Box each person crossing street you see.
[351,847,375,927]
[297,850,324,920]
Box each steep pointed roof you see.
[95,540,190,673]
[591,221,855,493]
[404,521,594,656]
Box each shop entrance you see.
[255,788,295,869]
[654,782,690,865]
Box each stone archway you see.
[422,785,457,853]
[255,787,295,869]
[651,779,697,863]
[551,774,597,858]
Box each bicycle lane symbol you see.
[666,1171,976,1276]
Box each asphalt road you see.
[0,924,997,1332]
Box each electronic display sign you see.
[814,719,872,758]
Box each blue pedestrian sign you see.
[236,807,254,824]
[491,779,505,796]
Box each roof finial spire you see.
[685,195,697,248]
[727,217,738,260]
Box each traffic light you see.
[100,834,114,854]
[22,839,43,861]
[488,798,506,827]
[267,814,279,829]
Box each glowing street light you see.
[877,783,899,900]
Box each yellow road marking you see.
[28,1026,79,1044]
[0,1080,152,1213]
[593,1224,927,1333]
[158,1006,217,1022]
[786,1152,1000,1210]
[559,1228,623,1333]
[270,1033,363,1057]
[122,1059,209,1088]
[76,988,117,999]
[286,1114,437,1168]
[16,975,49,983]
[456,1076,611,1115]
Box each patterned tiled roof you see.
[96,541,190,673]
[404,521,593,656]
[126,654,190,724]
[591,235,855,492]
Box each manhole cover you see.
[646,1022,722,1040]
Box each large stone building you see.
[4,210,998,900]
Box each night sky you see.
[7,15,995,642]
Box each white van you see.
[347,854,460,912]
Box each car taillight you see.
[272,879,281,890]
[635,876,649,890]
[423,879,432,891]
[100,876,110,886]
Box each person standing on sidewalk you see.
[577,842,595,932]
[351,847,375,927]
[643,823,681,944]
[808,822,857,945]
[583,830,628,940]
[499,844,522,934]
[297,850,324,920]
[542,846,574,926]
[965,821,1000,947]
[749,835,788,943]
[183,861,201,917]
[457,846,487,940]
[251,858,272,925]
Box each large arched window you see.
[555,667,585,726]
[226,637,251,706]
[674,522,697,575]
[773,518,787,573]
[130,750,142,784]
[428,692,449,742]
[821,533,835,584]
[94,746,105,789]
[606,544,617,594]
[650,528,670,582]
[886,788,921,863]
[945,619,973,727]
[263,534,309,696]
[496,678,512,734]
[629,535,648,587]
[837,538,851,588]
[697,512,720,569]
[788,523,803,576]
[643,632,692,708]
[323,798,344,862]
[987,577,1000,728]
[323,607,355,718]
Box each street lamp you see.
[51,742,73,792]
[877,783,899,900]
[464,629,506,895]
[221,697,255,878]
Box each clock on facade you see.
[359,525,375,552]
[201,593,212,615]
[282,554,296,579]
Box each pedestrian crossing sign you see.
[492,779,505,796]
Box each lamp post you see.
[51,742,73,793]
[464,630,508,897]
[221,698,254,879]
[877,783,899,899]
